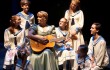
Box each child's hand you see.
[90,62,96,68]
[64,38,71,43]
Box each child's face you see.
[21,4,29,13]
[77,47,85,57]
[90,24,99,35]
[70,0,77,10]
[59,18,67,28]
[14,16,21,27]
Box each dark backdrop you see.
[0,0,110,46]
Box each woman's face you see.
[37,15,47,26]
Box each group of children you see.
[3,0,109,70]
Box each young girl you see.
[76,45,91,70]
[64,0,85,69]
[3,15,32,70]
[88,23,109,70]
[55,17,75,70]
[55,18,72,51]
[3,15,25,70]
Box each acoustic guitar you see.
[30,35,65,52]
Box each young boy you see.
[17,0,35,30]
[17,0,35,48]
[15,0,35,70]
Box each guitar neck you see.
[49,37,65,42]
